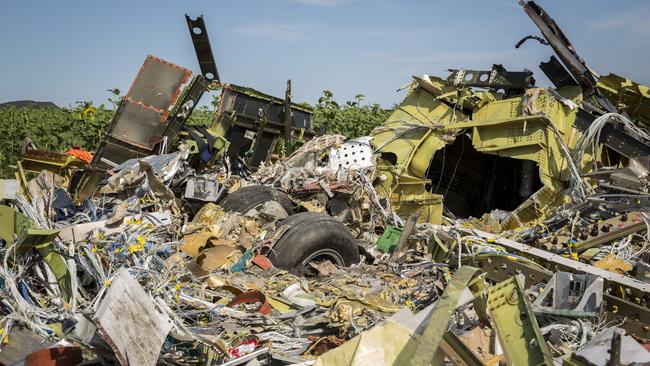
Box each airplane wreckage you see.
[2,1,650,365]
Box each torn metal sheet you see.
[569,327,650,366]
[20,148,87,175]
[214,83,315,168]
[94,269,173,366]
[108,99,168,150]
[313,321,413,366]
[0,327,55,365]
[393,266,481,366]
[446,64,534,93]
[88,55,192,174]
[57,212,172,243]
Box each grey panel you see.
[92,139,151,170]
[110,99,166,149]
[127,55,190,111]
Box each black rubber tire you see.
[268,212,360,270]
[218,185,296,215]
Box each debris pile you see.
[2,1,650,365]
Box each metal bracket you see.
[487,275,554,366]
[539,56,578,88]
[574,109,650,159]
[531,271,604,317]
[470,251,650,342]
[185,15,219,83]
[163,75,211,144]
[446,64,534,93]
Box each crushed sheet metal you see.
[57,212,172,243]
[464,228,650,294]
[393,266,481,366]
[94,268,173,366]
[570,327,650,366]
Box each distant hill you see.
[0,100,59,108]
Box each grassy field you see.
[0,91,390,178]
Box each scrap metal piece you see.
[520,2,597,94]
[446,64,534,93]
[94,269,173,366]
[467,235,650,341]
[140,160,178,207]
[328,137,375,173]
[126,55,191,113]
[539,56,579,88]
[34,242,73,302]
[214,84,315,168]
[575,212,647,253]
[531,272,603,317]
[184,175,225,202]
[24,346,83,366]
[226,291,272,315]
[466,228,650,298]
[567,327,650,366]
[0,326,53,365]
[0,204,60,252]
[313,321,413,366]
[573,109,650,159]
[610,156,650,192]
[534,212,648,255]
[636,262,650,284]
[57,212,172,243]
[0,204,31,245]
[91,56,192,170]
[391,211,420,259]
[283,80,293,155]
[20,149,87,175]
[393,266,482,366]
[597,73,650,128]
[440,331,486,366]
[109,100,167,150]
[164,76,211,144]
[486,275,554,366]
[185,15,219,82]
[387,305,486,366]
[220,347,271,366]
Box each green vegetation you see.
[0,90,390,178]
[313,90,391,139]
[0,103,110,178]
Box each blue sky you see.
[2,0,650,108]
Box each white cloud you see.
[364,50,517,65]
[231,22,434,42]
[232,23,310,42]
[587,8,650,37]
[353,29,436,37]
